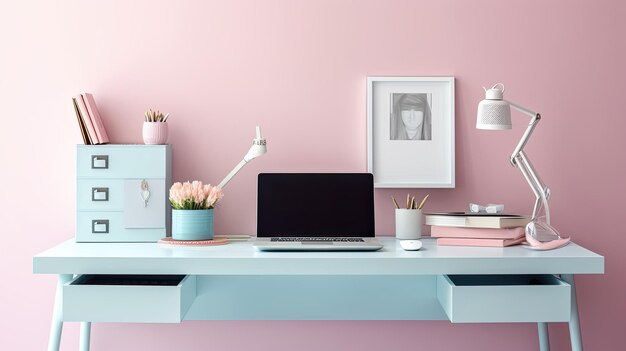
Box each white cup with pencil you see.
[393,194,429,240]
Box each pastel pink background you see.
[1,0,624,350]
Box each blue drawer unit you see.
[76,145,172,242]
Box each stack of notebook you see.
[72,93,109,145]
[425,213,530,247]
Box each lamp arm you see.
[505,100,551,223]
[507,100,538,117]
[217,159,248,189]
[507,100,541,166]
[215,125,268,190]
[515,151,551,223]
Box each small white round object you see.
[400,240,423,251]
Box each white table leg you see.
[48,274,73,351]
[80,322,91,351]
[537,322,550,351]
[561,274,583,351]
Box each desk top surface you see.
[33,237,604,275]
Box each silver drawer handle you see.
[92,187,109,201]
[92,220,109,234]
[91,155,109,169]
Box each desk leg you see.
[48,274,72,351]
[562,274,583,351]
[537,322,550,351]
[79,322,91,351]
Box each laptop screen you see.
[257,173,375,237]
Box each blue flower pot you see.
[171,209,214,240]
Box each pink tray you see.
[158,237,229,246]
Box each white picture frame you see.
[367,77,455,188]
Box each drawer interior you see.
[72,275,186,286]
[446,274,565,287]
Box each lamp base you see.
[524,219,570,250]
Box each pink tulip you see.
[169,180,224,209]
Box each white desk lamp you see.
[217,126,267,189]
[476,83,569,250]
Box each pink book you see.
[437,236,526,247]
[82,93,109,144]
[75,94,100,144]
[430,226,525,240]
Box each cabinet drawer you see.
[64,275,196,323]
[76,212,166,242]
[76,179,124,211]
[77,145,171,178]
[77,178,167,212]
[437,275,570,323]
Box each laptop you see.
[253,173,383,251]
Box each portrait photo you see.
[390,93,432,141]
[367,77,455,188]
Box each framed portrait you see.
[367,77,455,188]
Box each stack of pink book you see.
[72,93,109,145]
[426,213,530,247]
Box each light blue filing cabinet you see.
[76,145,172,242]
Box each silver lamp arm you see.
[515,151,551,223]
[508,101,540,166]
[507,101,551,223]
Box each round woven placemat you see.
[158,237,229,246]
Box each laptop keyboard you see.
[271,237,365,242]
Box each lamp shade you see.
[476,83,512,130]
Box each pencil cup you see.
[395,209,422,240]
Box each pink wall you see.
[1,0,624,349]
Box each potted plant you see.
[169,181,224,240]
[143,109,170,144]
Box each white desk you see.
[33,238,604,351]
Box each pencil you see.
[406,194,410,209]
[410,196,415,209]
[417,194,430,210]
[391,196,400,209]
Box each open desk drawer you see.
[64,275,196,323]
[437,275,570,323]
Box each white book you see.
[425,213,530,229]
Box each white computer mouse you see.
[400,240,423,251]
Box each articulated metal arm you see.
[515,151,551,223]
[507,102,551,223]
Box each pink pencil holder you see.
[143,122,168,145]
